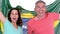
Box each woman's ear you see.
[10,15,11,18]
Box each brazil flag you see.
[0,0,60,34]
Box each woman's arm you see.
[0,11,6,23]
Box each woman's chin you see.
[12,20,17,23]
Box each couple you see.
[0,0,60,34]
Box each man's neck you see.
[35,14,46,20]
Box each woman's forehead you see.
[11,10,18,13]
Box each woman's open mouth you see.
[13,18,16,20]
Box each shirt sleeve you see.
[27,20,33,34]
[53,13,59,20]
[50,12,59,20]
[4,18,11,27]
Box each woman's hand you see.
[0,11,6,24]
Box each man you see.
[27,0,59,34]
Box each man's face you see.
[35,2,46,16]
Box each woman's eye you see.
[15,13,18,15]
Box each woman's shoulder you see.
[4,18,11,26]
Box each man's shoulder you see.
[47,12,59,16]
[28,17,36,25]
[47,12,58,14]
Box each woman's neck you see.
[12,22,18,29]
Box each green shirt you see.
[4,19,23,34]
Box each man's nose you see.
[39,8,42,10]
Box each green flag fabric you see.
[0,0,2,34]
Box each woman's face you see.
[10,10,19,23]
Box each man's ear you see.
[34,7,36,11]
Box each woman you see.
[0,8,23,34]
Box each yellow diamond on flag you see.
[54,20,59,28]
[21,13,34,18]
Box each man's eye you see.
[42,6,45,8]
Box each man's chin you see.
[38,13,45,16]
[39,13,44,14]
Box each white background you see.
[9,0,56,11]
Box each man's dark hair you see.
[35,0,46,5]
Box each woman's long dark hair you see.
[8,8,22,26]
